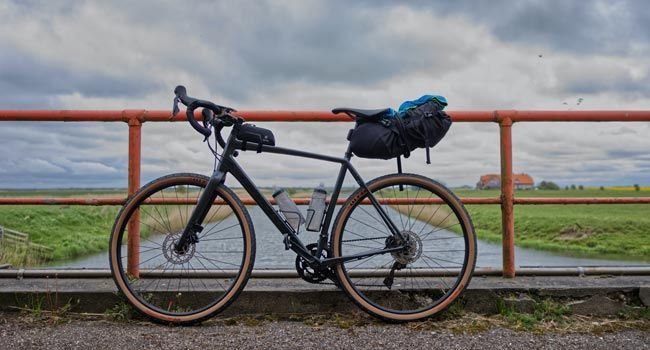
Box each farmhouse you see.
[476,173,535,190]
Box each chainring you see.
[295,243,334,284]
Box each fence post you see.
[127,116,142,278]
[498,112,516,278]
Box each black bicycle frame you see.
[177,124,405,269]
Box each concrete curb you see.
[0,276,648,316]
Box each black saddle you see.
[332,107,391,120]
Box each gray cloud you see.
[552,59,650,97]
[0,1,649,189]
[0,44,161,108]
[428,0,650,56]
[83,1,485,102]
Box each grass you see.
[497,298,571,331]
[391,204,457,232]
[0,203,234,267]
[105,299,137,321]
[0,205,121,264]
[206,307,648,335]
[4,293,649,334]
[1,188,648,266]
[0,188,125,197]
[0,189,125,265]
[391,188,650,260]
[0,187,234,267]
[5,308,648,335]
[460,188,650,260]
[140,204,232,236]
[0,242,49,267]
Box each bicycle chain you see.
[316,236,392,286]
[340,236,387,243]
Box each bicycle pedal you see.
[282,233,291,250]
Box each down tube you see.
[225,156,314,259]
[223,157,293,234]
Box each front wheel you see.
[109,173,255,324]
[332,173,476,321]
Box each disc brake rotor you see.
[162,233,195,265]
[387,231,422,265]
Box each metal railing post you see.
[127,117,142,277]
[498,112,516,278]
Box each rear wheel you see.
[109,173,255,324]
[332,173,476,321]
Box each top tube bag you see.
[237,123,275,152]
[348,98,452,163]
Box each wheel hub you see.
[387,231,422,265]
[163,233,195,264]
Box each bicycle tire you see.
[331,173,476,321]
[109,173,255,324]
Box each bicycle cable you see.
[205,123,222,170]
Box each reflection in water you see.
[121,209,244,271]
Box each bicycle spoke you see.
[111,176,252,322]
[336,175,475,319]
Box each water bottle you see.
[306,183,327,232]
[272,187,304,232]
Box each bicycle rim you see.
[332,173,476,321]
[109,173,255,324]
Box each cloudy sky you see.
[1,0,649,189]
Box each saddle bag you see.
[238,124,275,152]
[348,100,451,162]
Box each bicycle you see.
[109,86,477,324]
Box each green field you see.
[0,188,649,266]
[454,188,650,260]
[0,205,121,266]
[0,189,124,266]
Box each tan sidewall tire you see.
[332,173,476,321]
[109,173,255,324]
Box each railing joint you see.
[495,110,516,126]
[123,109,147,125]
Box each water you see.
[51,205,649,269]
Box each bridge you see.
[0,108,649,316]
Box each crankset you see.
[295,243,338,284]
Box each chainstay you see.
[341,236,388,243]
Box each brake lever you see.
[201,108,215,127]
[170,96,180,120]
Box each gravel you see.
[0,313,647,350]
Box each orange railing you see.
[2,109,650,278]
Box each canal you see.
[50,205,650,269]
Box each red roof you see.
[479,174,500,184]
[478,173,534,186]
[513,173,534,185]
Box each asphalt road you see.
[0,313,648,350]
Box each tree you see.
[538,181,560,190]
[600,186,604,190]
[634,184,640,191]
[564,186,569,190]
[570,184,576,190]
[578,185,584,190]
